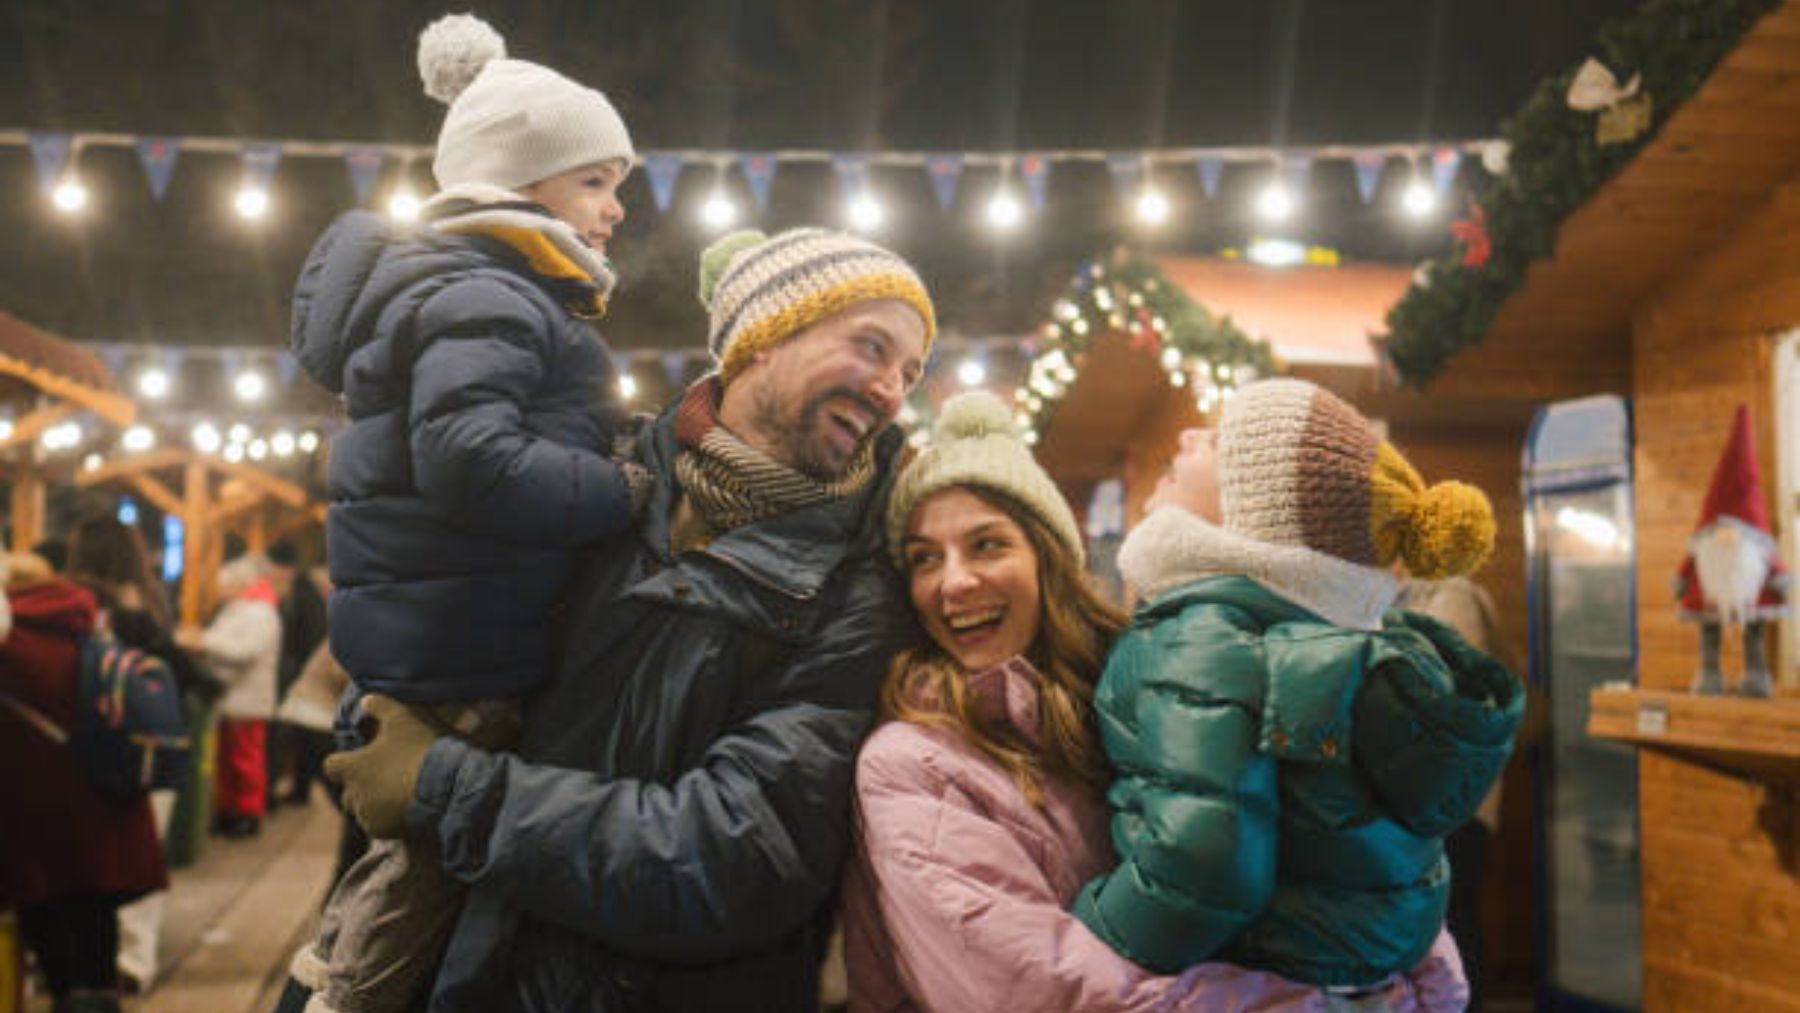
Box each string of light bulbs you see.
[5,128,1504,232]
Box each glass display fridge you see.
[1522,395,1641,1011]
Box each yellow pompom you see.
[1402,481,1495,579]
[1368,442,1495,578]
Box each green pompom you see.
[698,230,768,310]
[933,390,1017,442]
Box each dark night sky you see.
[1,0,1642,403]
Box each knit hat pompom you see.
[1397,480,1496,580]
[933,389,1017,443]
[418,14,507,105]
[885,390,1080,567]
[698,230,769,311]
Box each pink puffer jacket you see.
[843,656,1468,1013]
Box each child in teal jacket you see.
[1074,378,1523,998]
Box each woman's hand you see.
[323,694,443,839]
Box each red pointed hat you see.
[1692,404,1772,535]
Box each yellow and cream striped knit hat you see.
[698,228,937,383]
[1218,378,1496,579]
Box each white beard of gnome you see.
[1692,520,1776,629]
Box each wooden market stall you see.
[74,448,323,629]
[0,310,137,549]
[1375,1,1800,1008]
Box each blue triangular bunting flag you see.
[135,137,181,201]
[738,153,777,212]
[644,152,684,213]
[1104,153,1144,197]
[1020,155,1050,209]
[924,155,964,210]
[27,132,72,192]
[1431,147,1462,195]
[1352,152,1386,204]
[241,142,283,188]
[345,148,384,204]
[832,153,870,198]
[1196,154,1226,198]
[1283,155,1313,195]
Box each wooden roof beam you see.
[0,351,135,427]
[72,448,191,487]
[0,402,79,454]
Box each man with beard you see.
[1675,404,1791,697]
[310,227,934,1012]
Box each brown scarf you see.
[673,377,875,539]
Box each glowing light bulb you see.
[52,179,89,213]
[847,194,884,232]
[1135,188,1170,225]
[388,188,421,221]
[618,374,638,401]
[1256,183,1295,221]
[193,423,222,454]
[137,367,170,400]
[234,187,270,219]
[234,370,267,402]
[700,192,737,229]
[957,359,987,388]
[122,425,156,453]
[272,430,296,457]
[1401,180,1436,218]
[985,191,1023,230]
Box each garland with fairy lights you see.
[1380,0,1779,386]
[1014,250,1277,443]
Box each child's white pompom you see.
[418,14,507,105]
[933,391,1018,442]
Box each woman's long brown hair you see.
[882,487,1127,805]
[65,515,171,628]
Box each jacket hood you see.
[6,579,98,639]
[1352,609,1523,836]
[290,211,480,394]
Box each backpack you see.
[2,627,193,795]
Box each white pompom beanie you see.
[419,13,635,190]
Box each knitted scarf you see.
[674,376,875,535]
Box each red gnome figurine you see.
[1674,405,1792,696]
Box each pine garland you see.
[1380,0,1781,386]
[1019,249,1276,439]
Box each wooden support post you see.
[179,459,209,630]
[7,472,44,551]
[244,509,268,555]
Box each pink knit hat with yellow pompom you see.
[1216,378,1495,579]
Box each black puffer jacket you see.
[409,405,913,1012]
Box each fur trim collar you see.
[423,183,616,308]
[1119,507,1399,631]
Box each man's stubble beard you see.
[749,381,878,481]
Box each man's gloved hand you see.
[323,694,442,840]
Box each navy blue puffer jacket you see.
[291,210,634,702]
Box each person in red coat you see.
[0,551,166,1013]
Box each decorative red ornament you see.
[1451,199,1491,268]
[1128,306,1159,353]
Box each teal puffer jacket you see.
[1073,574,1522,988]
